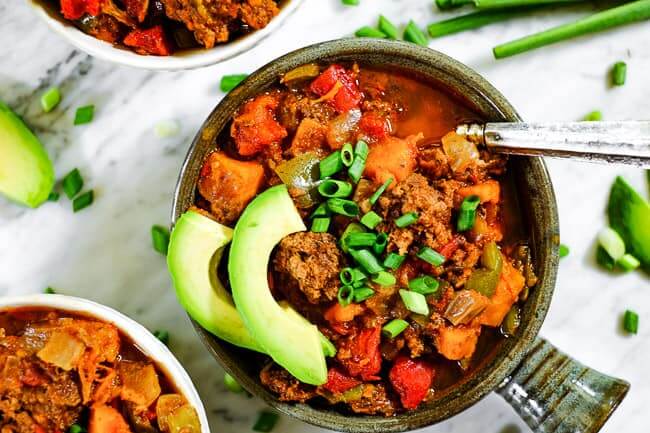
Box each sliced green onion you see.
[311,217,331,233]
[349,249,384,274]
[338,285,354,306]
[72,190,94,213]
[399,289,429,316]
[584,110,603,121]
[320,151,344,179]
[612,61,627,86]
[320,332,337,357]
[152,225,170,255]
[596,245,616,271]
[383,253,406,270]
[224,373,244,393]
[153,329,169,345]
[340,223,367,253]
[62,168,84,199]
[618,253,640,272]
[41,87,61,113]
[354,140,369,159]
[341,267,367,285]
[355,26,387,38]
[360,211,382,229]
[345,232,377,248]
[369,177,393,205]
[457,195,480,231]
[350,268,368,282]
[68,424,85,433]
[417,247,446,266]
[353,286,375,302]
[408,275,440,295]
[74,105,94,125]
[395,211,419,228]
[373,232,388,255]
[342,0,360,5]
[403,20,428,46]
[253,411,279,433]
[382,319,409,338]
[318,179,353,198]
[341,143,355,167]
[372,270,396,286]
[47,191,60,202]
[220,74,248,92]
[44,287,56,294]
[559,244,570,258]
[598,227,626,261]
[378,15,399,39]
[348,157,366,183]
[623,310,639,334]
[493,1,650,59]
[310,203,330,219]
[327,198,359,217]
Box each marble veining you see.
[1,1,649,432]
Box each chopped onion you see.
[442,131,480,173]
[327,109,361,149]
[36,331,85,371]
[444,290,488,326]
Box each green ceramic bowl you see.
[172,39,629,433]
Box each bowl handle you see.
[496,337,629,433]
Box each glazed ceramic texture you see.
[171,39,628,433]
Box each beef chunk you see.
[273,232,343,304]
[347,383,396,416]
[259,363,315,402]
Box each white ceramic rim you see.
[26,0,304,70]
[0,294,210,433]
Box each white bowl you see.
[0,294,210,433]
[27,0,304,70]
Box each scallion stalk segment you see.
[399,289,429,316]
[382,319,409,338]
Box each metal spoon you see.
[455,121,650,167]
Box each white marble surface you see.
[1,1,649,432]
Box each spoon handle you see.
[456,121,650,167]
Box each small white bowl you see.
[0,294,210,433]
[27,0,304,70]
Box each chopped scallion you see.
[320,151,344,179]
[457,195,480,231]
[378,15,399,39]
[44,287,56,294]
[153,329,169,345]
[326,198,359,217]
[369,177,393,205]
[310,203,330,219]
[403,20,428,46]
[348,159,366,184]
[598,227,626,261]
[383,253,406,270]
[224,372,244,393]
[41,87,61,113]
[152,225,170,255]
[612,61,627,86]
[345,232,377,248]
[399,289,429,316]
[342,0,360,5]
[382,319,409,338]
[340,223,367,253]
[395,211,419,228]
[253,411,279,433]
[417,246,446,266]
[352,286,375,302]
[349,248,384,274]
[62,168,83,199]
[74,105,94,125]
[618,253,640,271]
[360,211,382,229]
[596,245,616,271]
[408,275,440,295]
[340,268,355,285]
[584,110,603,121]
[338,285,354,306]
[318,179,353,198]
[47,191,60,202]
[68,424,85,433]
[220,74,248,92]
[355,26,387,38]
[311,217,331,233]
[72,190,94,212]
[559,244,570,258]
[373,232,388,255]
[372,270,396,286]
[341,143,355,167]
[623,310,639,334]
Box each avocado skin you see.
[608,176,650,269]
[229,185,327,385]
[0,100,54,207]
[167,210,264,352]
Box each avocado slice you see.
[0,100,54,207]
[229,185,327,385]
[608,176,650,269]
[167,210,263,352]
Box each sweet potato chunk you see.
[231,94,288,156]
[434,324,481,361]
[118,361,161,408]
[476,257,525,327]
[197,151,265,225]
[89,404,133,433]
[457,180,500,204]
[364,134,421,185]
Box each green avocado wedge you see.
[167,210,263,352]
[0,100,54,207]
[229,185,327,385]
[608,176,650,269]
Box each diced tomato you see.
[309,65,361,113]
[61,0,101,20]
[231,94,288,156]
[358,111,390,140]
[33,425,47,433]
[388,355,435,410]
[324,303,364,335]
[123,26,172,56]
[438,235,462,259]
[339,326,382,381]
[323,367,361,393]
